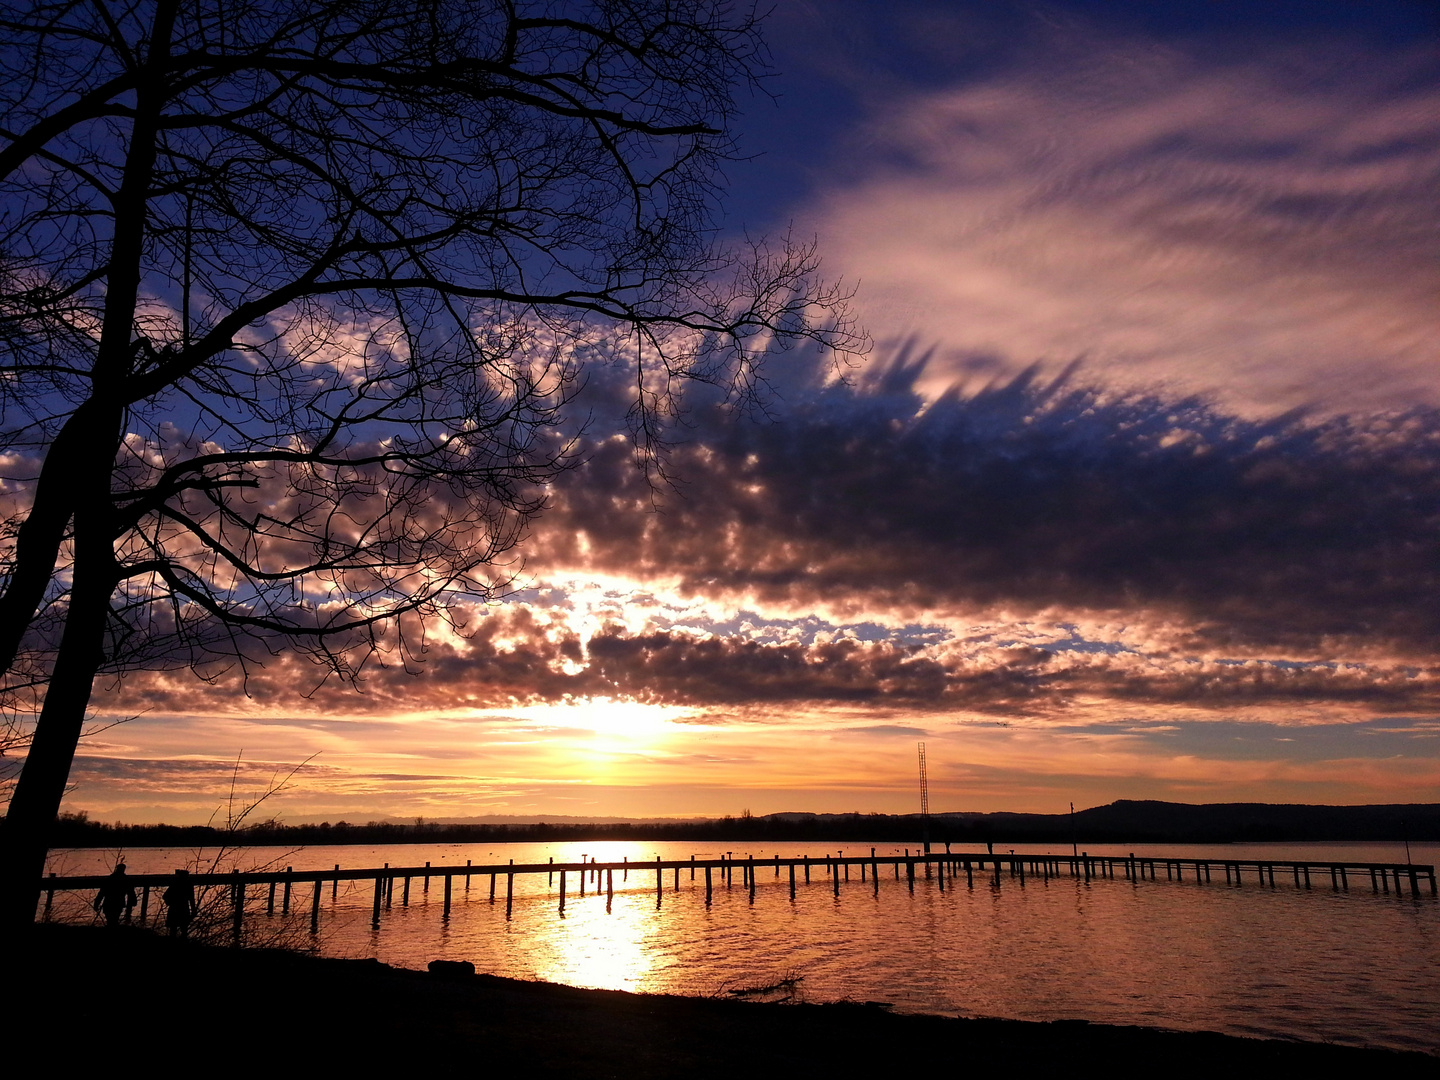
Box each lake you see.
[46,839,1440,1055]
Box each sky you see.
[69,0,1440,824]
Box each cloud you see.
[80,336,1440,724]
[837,724,929,738]
[91,589,1439,723]
[534,350,1440,663]
[802,15,1440,414]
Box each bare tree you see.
[0,0,860,925]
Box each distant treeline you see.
[30,800,1440,848]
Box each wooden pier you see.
[37,849,1436,939]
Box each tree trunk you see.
[0,419,84,676]
[0,0,176,930]
[0,495,116,928]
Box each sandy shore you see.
[13,925,1430,1069]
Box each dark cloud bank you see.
[529,343,1437,716]
[102,345,1439,719]
[549,345,1439,653]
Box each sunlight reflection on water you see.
[50,840,1440,1054]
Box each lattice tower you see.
[918,741,930,821]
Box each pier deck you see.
[37,849,1437,937]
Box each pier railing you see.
[38,850,1436,940]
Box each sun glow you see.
[512,698,695,739]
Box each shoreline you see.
[13,925,1433,1067]
[43,798,1440,850]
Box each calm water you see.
[48,840,1440,1055]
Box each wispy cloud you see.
[806,20,1439,413]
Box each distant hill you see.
[932,800,1440,844]
[35,800,1440,847]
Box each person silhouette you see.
[93,862,136,927]
[162,870,198,938]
